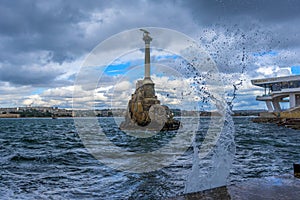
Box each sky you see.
[1,0,300,110]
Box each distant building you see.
[0,113,20,118]
[0,106,72,117]
[251,75,300,112]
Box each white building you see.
[251,75,300,112]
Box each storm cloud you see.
[0,0,300,109]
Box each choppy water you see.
[0,117,299,199]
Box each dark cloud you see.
[181,0,300,23]
[0,0,300,108]
[0,62,73,87]
[0,1,91,63]
[176,0,300,79]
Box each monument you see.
[120,29,180,131]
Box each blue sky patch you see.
[31,88,46,95]
[291,66,300,75]
[104,61,132,76]
[156,54,179,61]
[253,50,278,57]
[104,54,179,76]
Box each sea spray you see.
[184,106,235,193]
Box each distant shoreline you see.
[0,106,265,118]
[0,111,263,119]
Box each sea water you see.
[0,117,300,199]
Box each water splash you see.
[184,106,236,193]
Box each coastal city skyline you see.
[1,1,300,110]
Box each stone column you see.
[266,101,274,112]
[141,29,152,80]
[272,99,281,112]
[296,95,300,107]
[145,42,151,79]
[289,93,296,108]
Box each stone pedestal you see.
[120,81,180,131]
[119,29,180,131]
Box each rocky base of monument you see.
[120,115,181,131]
